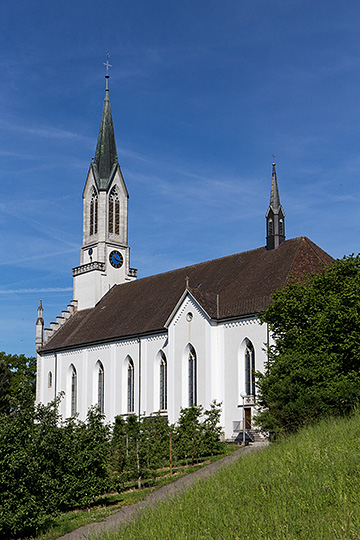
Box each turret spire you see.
[36,299,44,352]
[93,54,118,189]
[266,161,285,250]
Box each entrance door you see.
[245,408,251,429]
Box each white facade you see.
[36,290,270,439]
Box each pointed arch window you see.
[90,189,98,236]
[268,218,273,236]
[160,352,167,411]
[109,187,120,235]
[71,365,77,417]
[97,362,104,414]
[188,345,197,407]
[127,358,134,413]
[245,341,255,397]
[279,218,284,237]
[48,371,52,388]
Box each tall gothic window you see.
[160,352,167,411]
[268,218,273,236]
[109,187,120,235]
[188,345,197,407]
[245,341,255,396]
[98,362,104,414]
[127,358,134,413]
[90,189,98,236]
[71,365,77,417]
[279,218,284,236]
[48,371,52,388]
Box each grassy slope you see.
[95,412,360,540]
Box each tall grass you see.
[94,412,360,539]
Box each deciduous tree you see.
[256,254,360,437]
[0,351,36,402]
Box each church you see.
[35,72,333,440]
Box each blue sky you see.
[1,0,360,357]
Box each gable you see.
[107,166,129,197]
[165,290,210,328]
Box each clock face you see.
[109,250,123,268]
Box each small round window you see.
[186,312,193,322]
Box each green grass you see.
[93,412,360,540]
[34,448,237,540]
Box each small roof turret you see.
[266,161,285,250]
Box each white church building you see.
[35,73,333,440]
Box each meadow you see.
[93,412,360,540]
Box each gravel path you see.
[58,442,268,540]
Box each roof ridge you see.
[40,236,332,352]
[286,236,306,280]
[301,235,334,264]
[116,245,267,287]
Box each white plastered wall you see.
[166,294,222,428]
[221,317,269,438]
[37,311,272,439]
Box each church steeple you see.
[266,162,285,250]
[72,57,137,310]
[92,70,118,190]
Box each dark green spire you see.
[269,162,281,211]
[93,76,118,189]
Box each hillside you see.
[98,412,360,540]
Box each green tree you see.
[0,351,37,401]
[257,254,360,438]
[0,395,112,538]
[0,382,51,538]
[55,406,111,509]
[141,414,170,471]
[173,406,203,465]
[111,415,127,475]
[0,360,11,413]
[120,414,149,487]
[198,401,224,456]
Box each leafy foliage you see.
[0,351,36,407]
[257,255,360,437]
[0,391,223,538]
[0,396,110,538]
[173,405,203,465]
[199,401,224,456]
[0,360,11,414]
[173,401,224,464]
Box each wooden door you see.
[245,408,252,429]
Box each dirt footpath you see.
[58,442,267,540]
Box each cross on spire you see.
[272,153,276,164]
[104,52,112,77]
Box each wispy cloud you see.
[0,116,93,144]
[0,247,78,267]
[0,287,72,294]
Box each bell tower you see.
[73,57,137,310]
[266,161,285,250]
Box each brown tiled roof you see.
[40,237,333,353]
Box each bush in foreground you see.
[0,394,110,538]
